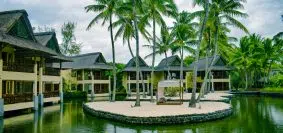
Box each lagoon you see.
[3,96,283,133]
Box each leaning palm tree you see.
[85,0,119,101]
[144,26,174,80]
[191,0,249,106]
[143,0,177,102]
[189,0,210,107]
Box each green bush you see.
[64,91,87,98]
[165,87,180,97]
[270,74,283,87]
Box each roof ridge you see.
[34,32,55,36]
[0,9,28,16]
[69,52,101,58]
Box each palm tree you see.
[144,26,174,80]
[143,0,177,102]
[112,2,150,98]
[85,0,118,101]
[191,0,249,106]
[171,11,196,94]
[189,0,210,107]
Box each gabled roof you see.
[34,32,54,46]
[0,9,36,41]
[123,56,151,72]
[188,55,232,71]
[0,10,60,57]
[61,52,112,70]
[156,55,190,71]
[34,32,61,53]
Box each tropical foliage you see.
[60,22,82,56]
[85,0,283,107]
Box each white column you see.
[82,69,85,91]
[229,74,231,91]
[211,72,214,93]
[147,76,150,94]
[33,61,38,110]
[0,50,3,116]
[127,74,131,96]
[38,59,43,106]
[91,70,94,97]
[108,76,111,98]
[59,62,63,103]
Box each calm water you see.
[2,96,283,133]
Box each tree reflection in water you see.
[3,96,283,133]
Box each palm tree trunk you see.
[197,18,220,103]
[133,0,140,107]
[180,46,184,96]
[189,0,209,107]
[245,68,248,90]
[165,51,170,80]
[110,14,117,102]
[127,39,146,98]
[150,16,156,103]
[127,39,134,57]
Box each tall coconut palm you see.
[191,0,249,106]
[143,0,177,102]
[85,0,119,101]
[189,0,210,107]
[171,11,196,94]
[112,2,150,98]
[144,26,175,80]
[230,36,253,90]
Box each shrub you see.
[165,87,180,97]
[64,91,87,98]
[270,74,283,87]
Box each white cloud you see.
[0,0,282,64]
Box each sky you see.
[0,0,283,65]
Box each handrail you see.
[3,62,34,73]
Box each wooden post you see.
[91,70,94,98]
[33,60,38,110]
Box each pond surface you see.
[2,96,283,133]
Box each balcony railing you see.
[3,62,34,73]
[3,93,33,105]
[43,91,59,98]
[44,68,60,76]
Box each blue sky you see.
[0,0,283,64]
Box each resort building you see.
[155,55,190,88]
[0,10,70,115]
[60,52,112,98]
[122,56,151,95]
[188,55,232,91]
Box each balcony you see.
[3,93,33,105]
[44,67,60,76]
[3,62,34,73]
[43,91,59,98]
